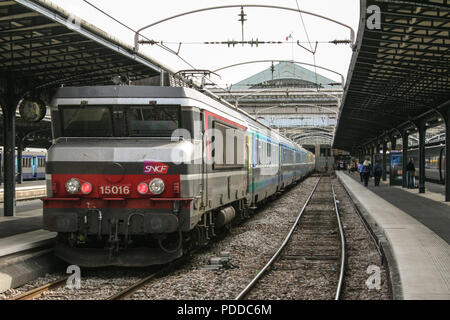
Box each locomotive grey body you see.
[43,86,315,267]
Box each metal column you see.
[160,70,165,87]
[382,139,387,181]
[370,145,374,166]
[389,136,397,186]
[16,137,23,184]
[444,111,450,201]
[401,132,409,188]
[315,144,321,157]
[376,143,380,163]
[417,121,426,193]
[1,103,17,216]
[0,76,21,217]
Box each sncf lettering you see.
[144,161,169,174]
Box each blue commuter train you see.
[0,149,46,182]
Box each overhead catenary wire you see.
[139,40,336,46]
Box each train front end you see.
[43,86,198,267]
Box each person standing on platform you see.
[362,160,371,187]
[373,161,382,186]
[406,159,415,189]
[358,161,364,182]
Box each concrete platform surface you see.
[0,187,46,203]
[0,248,63,294]
[337,171,450,300]
[345,172,450,243]
[0,230,56,258]
[0,181,46,203]
[0,180,45,192]
[0,200,43,237]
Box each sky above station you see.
[48,0,360,89]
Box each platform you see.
[344,172,450,243]
[337,171,450,300]
[0,199,49,255]
[0,199,57,293]
[0,199,43,236]
[0,181,46,203]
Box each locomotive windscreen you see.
[59,105,179,138]
[127,106,179,136]
[62,106,113,137]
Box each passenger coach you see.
[43,85,315,266]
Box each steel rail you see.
[12,276,69,300]
[331,182,346,300]
[106,271,161,300]
[106,257,188,300]
[234,175,322,300]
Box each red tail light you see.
[137,183,149,195]
[81,182,93,195]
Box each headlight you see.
[149,178,165,195]
[65,178,81,194]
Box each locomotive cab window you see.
[58,105,180,138]
[127,106,179,137]
[62,106,113,137]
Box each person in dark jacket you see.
[406,159,416,188]
[373,162,382,186]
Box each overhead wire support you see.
[140,39,342,47]
[238,6,247,46]
[295,0,318,89]
[134,5,356,52]
[297,40,318,54]
[329,39,352,45]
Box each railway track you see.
[105,263,179,300]
[12,270,168,300]
[13,276,68,300]
[11,259,186,300]
[235,174,346,300]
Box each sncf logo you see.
[144,161,169,175]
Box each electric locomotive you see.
[43,85,315,267]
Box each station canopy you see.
[333,0,450,152]
[0,0,163,90]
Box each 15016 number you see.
[99,185,131,195]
